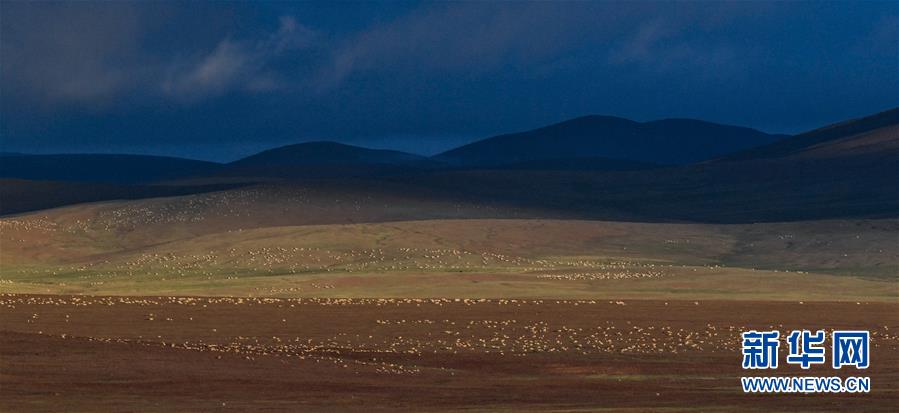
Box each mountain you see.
[3,110,895,222]
[435,116,787,166]
[214,141,436,180]
[720,107,899,161]
[788,123,897,160]
[0,154,222,184]
[230,141,429,167]
[393,109,899,223]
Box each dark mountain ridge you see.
[0,154,222,184]
[216,141,438,180]
[3,108,896,222]
[230,141,429,167]
[436,115,787,166]
[1,115,786,184]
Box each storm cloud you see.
[1,1,896,160]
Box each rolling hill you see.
[214,141,437,179]
[484,157,660,171]
[390,107,899,223]
[0,179,245,216]
[436,116,786,166]
[229,141,429,167]
[721,107,899,161]
[2,108,895,222]
[0,154,222,184]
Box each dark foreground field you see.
[1,294,897,412]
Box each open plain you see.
[2,295,898,412]
[1,189,897,411]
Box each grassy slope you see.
[1,189,895,300]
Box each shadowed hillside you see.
[0,179,244,216]
[2,109,895,222]
[207,141,437,180]
[722,107,899,161]
[230,141,430,167]
[436,116,786,166]
[483,157,660,171]
[0,154,222,184]
[391,108,899,223]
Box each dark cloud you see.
[317,2,752,88]
[318,3,600,88]
[0,2,145,105]
[161,16,316,101]
[1,1,896,160]
[0,3,317,106]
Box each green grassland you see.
[0,191,896,300]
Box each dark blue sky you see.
[1,1,896,161]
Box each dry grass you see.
[1,190,895,300]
